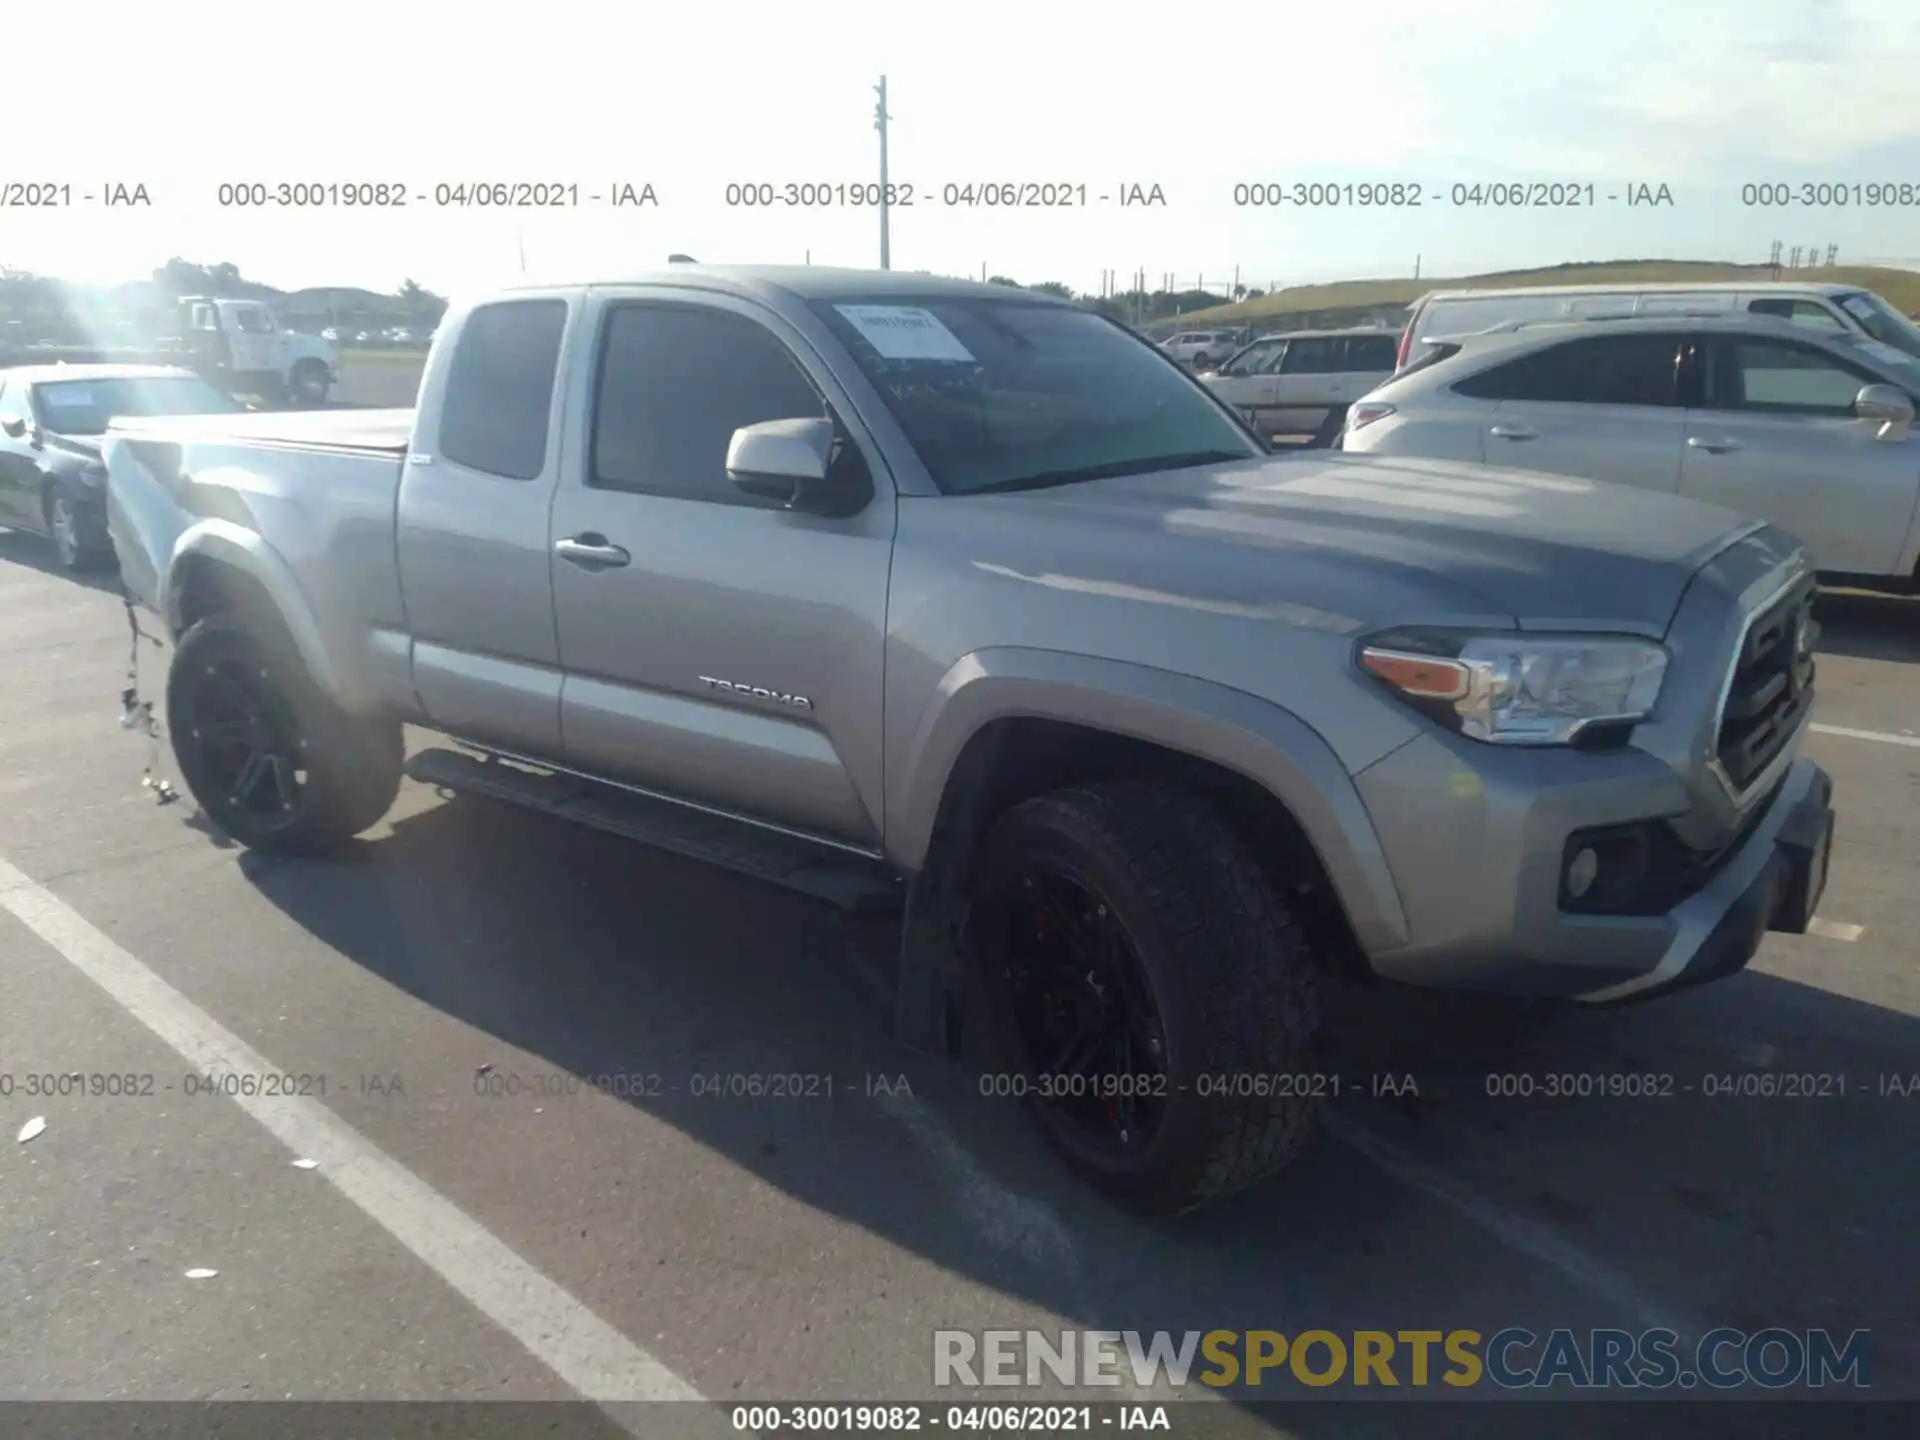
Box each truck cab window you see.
[233,307,274,334]
[590,305,827,504]
[437,299,568,480]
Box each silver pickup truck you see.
[104,266,1836,1215]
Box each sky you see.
[9,0,1920,302]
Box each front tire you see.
[971,780,1324,1214]
[166,613,402,855]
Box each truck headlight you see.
[1358,630,1669,746]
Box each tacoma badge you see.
[698,676,814,710]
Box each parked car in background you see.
[105,265,1835,1214]
[1158,330,1239,368]
[1396,281,1920,370]
[1202,328,1398,442]
[0,363,244,570]
[1343,312,1920,589]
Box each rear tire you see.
[166,613,402,855]
[290,360,331,406]
[970,779,1324,1215]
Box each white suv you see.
[1203,328,1398,441]
[1342,313,1920,587]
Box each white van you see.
[1394,281,1920,370]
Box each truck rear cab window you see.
[1451,334,1684,407]
[589,304,830,504]
[437,299,568,480]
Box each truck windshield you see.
[809,296,1260,494]
[33,376,244,435]
[1835,291,1920,360]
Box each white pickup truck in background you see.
[175,296,339,405]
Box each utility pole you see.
[874,76,892,270]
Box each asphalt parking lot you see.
[1,531,1916,1437]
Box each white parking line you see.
[1807,917,1866,942]
[1322,1113,1706,1346]
[1810,723,1920,749]
[0,853,702,1412]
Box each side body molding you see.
[891,647,1410,955]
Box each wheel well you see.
[926,717,1370,979]
[172,554,284,638]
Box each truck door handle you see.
[554,535,631,569]
[1487,424,1538,441]
[1687,436,1742,454]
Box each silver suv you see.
[1344,312,1920,588]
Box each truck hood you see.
[990,451,1759,634]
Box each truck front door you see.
[547,292,894,848]
[225,304,279,378]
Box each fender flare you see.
[163,519,355,708]
[892,647,1409,955]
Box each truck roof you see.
[503,265,1071,305]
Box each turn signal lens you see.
[1359,647,1470,700]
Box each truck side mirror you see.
[1,419,24,439]
[1855,383,1915,442]
[726,417,870,516]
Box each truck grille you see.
[1715,576,1816,796]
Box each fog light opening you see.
[1566,847,1600,900]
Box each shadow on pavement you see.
[223,786,1918,1428]
[0,528,123,595]
[1814,588,1920,664]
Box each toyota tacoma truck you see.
[102,266,1836,1215]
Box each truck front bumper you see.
[1353,732,1835,1002]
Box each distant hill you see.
[1150,259,1920,331]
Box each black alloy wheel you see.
[984,862,1173,1160]
[176,652,311,835]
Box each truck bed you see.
[112,407,415,456]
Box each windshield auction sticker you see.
[834,305,976,362]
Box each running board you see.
[404,747,904,915]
